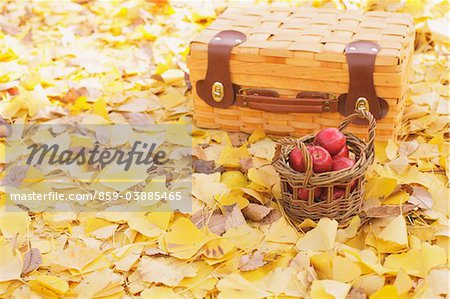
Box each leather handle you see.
[339,40,389,124]
[236,91,338,113]
[196,30,247,108]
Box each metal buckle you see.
[355,97,369,115]
[212,82,224,102]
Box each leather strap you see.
[196,30,246,108]
[236,90,337,113]
[339,40,388,123]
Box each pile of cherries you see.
[288,128,355,201]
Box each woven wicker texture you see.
[191,7,414,66]
[188,6,414,141]
[272,110,376,224]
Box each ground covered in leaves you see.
[0,0,449,298]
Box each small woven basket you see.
[272,110,376,224]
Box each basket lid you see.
[190,6,414,67]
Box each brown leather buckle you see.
[196,30,247,108]
[338,40,389,124]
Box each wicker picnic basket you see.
[187,6,414,141]
[272,109,375,223]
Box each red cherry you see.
[289,148,305,172]
[308,146,332,173]
[298,187,322,200]
[314,128,346,155]
[334,145,349,157]
[331,156,355,172]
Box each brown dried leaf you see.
[192,145,207,160]
[347,287,367,299]
[190,209,227,235]
[259,208,282,225]
[1,165,29,187]
[193,160,224,174]
[365,204,416,218]
[229,132,249,147]
[124,112,154,125]
[239,252,266,271]
[0,20,21,35]
[22,248,42,275]
[0,116,11,137]
[239,157,254,173]
[242,203,273,221]
[59,87,88,104]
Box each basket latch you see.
[196,30,247,108]
[338,41,389,124]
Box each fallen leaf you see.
[370,285,398,299]
[394,268,413,295]
[399,140,419,156]
[0,243,23,282]
[332,256,362,283]
[1,165,29,187]
[310,279,351,299]
[228,132,249,147]
[191,209,227,235]
[193,159,223,174]
[224,205,246,230]
[21,248,42,275]
[259,208,282,225]
[347,287,367,299]
[59,87,88,104]
[409,186,433,209]
[137,256,196,286]
[239,157,254,173]
[163,217,209,259]
[384,242,447,277]
[365,204,416,218]
[242,203,273,221]
[217,273,270,299]
[297,218,338,252]
[239,252,266,271]
[427,268,449,296]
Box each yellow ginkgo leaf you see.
[336,216,361,242]
[332,256,362,283]
[394,268,413,295]
[163,217,209,259]
[248,129,266,144]
[384,242,447,277]
[365,177,398,199]
[383,191,410,205]
[127,215,162,238]
[217,145,250,168]
[93,98,110,121]
[0,212,30,239]
[0,243,23,282]
[310,280,351,299]
[33,274,69,295]
[372,215,409,252]
[217,274,270,299]
[297,218,338,252]
[370,285,398,299]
